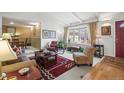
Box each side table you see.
[7,66,42,80]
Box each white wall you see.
[0,15,2,37]
[97,20,115,56]
[0,13,64,48]
[97,13,124,56]
[35,13,64,48]
[41,25,64,48]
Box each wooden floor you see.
[83,56,124,80]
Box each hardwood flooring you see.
[83,56,124,80]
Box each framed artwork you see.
[6,27,16,35]
[101,26,111,35]
[42,30,56,39]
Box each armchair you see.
[73,47,95,66]
[47,41,57,51]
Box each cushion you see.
[50,44,57,47]
[83,46,94,55]
[83,48,87,54]
[51,41,57,44]
[13,46,22,56]
[72,46,80,49]
[73,52,85,57]
[79,47,84,52]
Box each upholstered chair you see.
[47,41,57,51]
[73,47,95,66]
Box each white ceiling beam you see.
[72,12,83,22]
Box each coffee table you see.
[35,51,57,68]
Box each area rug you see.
[38,56,75,80]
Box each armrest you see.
[2,60,37,73]
[76,55,88,60]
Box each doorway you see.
[115,20,124,58]
[2,17,41,49]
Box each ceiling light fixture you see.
[24,26,34,30]
[10,21,14,25]
[29,22,39,26]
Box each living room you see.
[1,0,124,93]
[0,12,124,80]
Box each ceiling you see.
[2,12,119,27]
[2,17,40,27]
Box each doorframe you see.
[114,21,116,57]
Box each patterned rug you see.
[38,56,75,80]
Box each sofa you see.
[1,60,37,73]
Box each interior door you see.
[116,21,124,58]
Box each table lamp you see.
[96,35,101,44]
[0,40,17,79]
[2,33,12,41]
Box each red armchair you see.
[47,41,57,51]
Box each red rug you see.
[38,56,75,80]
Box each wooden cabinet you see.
[94,44,104,58]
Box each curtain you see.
[63,27,68,45]
[89,22,97,46]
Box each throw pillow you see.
[79,47,84,52]
[13,46,22,56]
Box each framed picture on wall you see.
[101,26,111,35]
[42,29,56,39]
[6,26,16,35]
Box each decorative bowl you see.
[18,67,30,76]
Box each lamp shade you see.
[2,33,12,40]
[96,35,101,44]
[96,35,101,39]
[0,40,17,62]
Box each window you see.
[120,23,124,28]
[68,25,90,44]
